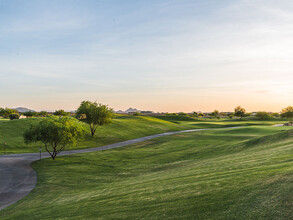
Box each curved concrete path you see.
[0,126,241,211]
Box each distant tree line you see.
[0,101,291,160]
[0,108,72,120]
[163,105,293,122]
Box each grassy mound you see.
[0,116,182,154]
[1,126,292,219]
[0,115,287,154]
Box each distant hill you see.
[115,110,125,114]
[14,107,36,113]
[115,108,141,114]
[125,108,140,113]
[115,108,153,114]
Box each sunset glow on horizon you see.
[0,0,292,112]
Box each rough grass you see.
[1,126,292,219]
[0,115,286,154]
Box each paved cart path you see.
[0,126,242,211]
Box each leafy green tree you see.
[281,106,293,123]
[9,114,20,120]
[37,111,48,117]
[24,116,85,160]
[271,112,279,118]
[234,106,246,119]
[198,113,205,117]
[53,109,70,117]
[227,113,234,119]
[76,101,114,136]
[211,110,220,120]
[23,111,37,118]
[0,108,18,118]
[133,112,141,116]
[191,112,198,117]
[255,111,270,120]
[220,112,227,117]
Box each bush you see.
[9,114,20,120]
[23,111,37,118]
[178,112,188,116]
[255,112,270,120]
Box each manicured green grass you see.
[0,115,286,154]
[1,126,292,219]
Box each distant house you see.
[19,115,26,119]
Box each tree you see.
[211,110,220,120]
[37,111,48,117]
[76,101,114,136]
[271,112,279,118]
[0,108,18,118]
[198,113,205,117]
[23,111,37,118]
[9,114,20,120]
[221,112,227,117]
[255,111,270,120]
[191,112,198,117]
[234,106,246,119]
[24,116,85,160]
[53,109,70,117]
[227,113,234,119]
[281,106,293,124]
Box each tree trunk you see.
[45,144,58,160]
[90,124,97,136]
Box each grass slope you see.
[1,126,292,219]
[0,115,285,154]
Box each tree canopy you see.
[281,106,293,123]
[37,111,48,117]
[0,108,18,118]
[23,111,37,118]
[76,101,113,136]
[53,109,70,117]
[234,106,246,119]
[255,111,270,120]
[24,116,85,160]
[9,113,20,120]
[211,110,220,119]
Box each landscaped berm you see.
[0,115,293,219]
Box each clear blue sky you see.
[0,0,292,112]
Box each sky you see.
[0,0,292,112]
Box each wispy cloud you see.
[0,0,292,111]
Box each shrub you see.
[255,112,270,120]
[9,114,20,120]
